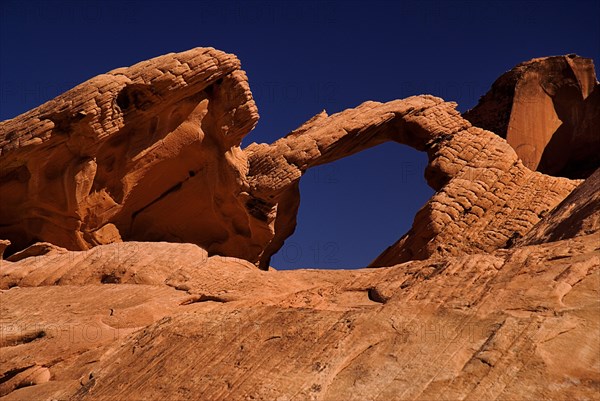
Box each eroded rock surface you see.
[464,54,599,178]
[0,48,599,401]
[520,167,600,245]
[0,49,585,270]
[0,48,262,262]
[0,234,598,400]
[242,97,578,268]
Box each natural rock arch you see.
[244,97,579,268]
[0,47,579,270]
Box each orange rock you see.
[0,48,598,401]
[520,167,600,245]
[0,239,9,259]
[0,48,262,261]
[0,234,598,400]
[464,55,599,178]
[0,49,585,270]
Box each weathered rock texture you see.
[246,98,579,269]
[464,55,599,178]
[520,167,600,246]
[0,48,262,262]
[1,48,599,401]
[0,48,584,270]
[0,232,598,400]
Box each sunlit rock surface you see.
[464,54,599,178]
[0,49,598,400]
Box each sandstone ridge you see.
[0,49,584,269]
[0,233,598,400]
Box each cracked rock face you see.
[0,49,584,269]
[464,54,599,178]
[519,166,600,245]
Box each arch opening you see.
[269,142,433,270]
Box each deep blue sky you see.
[1,0,598,269]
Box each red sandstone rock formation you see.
[0,233,598,400]
[0,48,598,400]
[0,48,262,262]
[520,167,600,245]
[0,48,582,270]
[464,55,599,178]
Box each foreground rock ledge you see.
[0,48,582,269]
[0,232,598,400]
